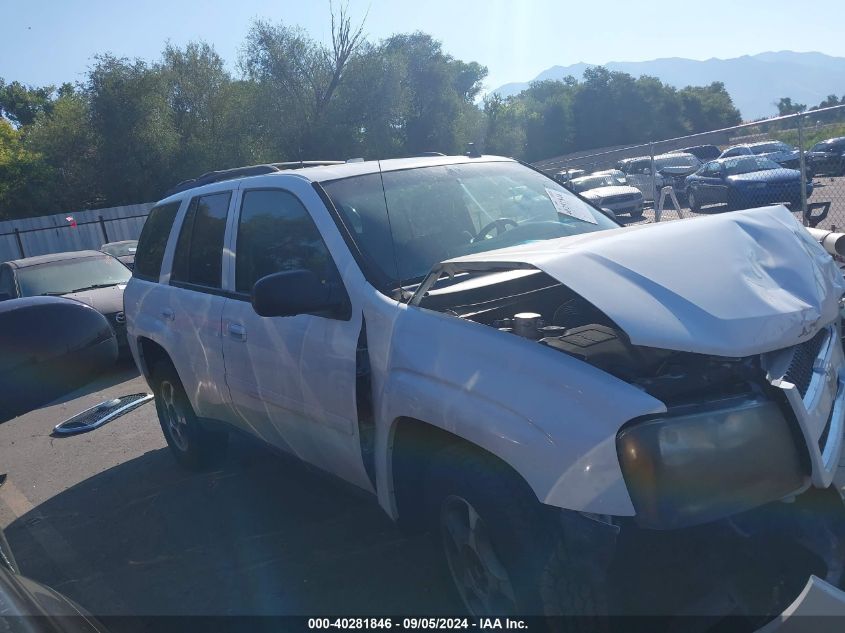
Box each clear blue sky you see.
[2,0,844,93]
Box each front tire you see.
[425,444,609,627]
[687,189,701,212]
[150,360,228,470]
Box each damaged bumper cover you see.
[571,486,845,625]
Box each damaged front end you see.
[409,207,845,623]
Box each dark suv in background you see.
[807,136,845,176]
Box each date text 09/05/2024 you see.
[307,618,529,630]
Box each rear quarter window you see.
[134,201,181,281]
[171,192,231,289]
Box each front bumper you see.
[599,199,644,214]
[592,486,845,625]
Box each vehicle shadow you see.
[4,432,459,621]
[45,356,142,408]
[1,358,142,425]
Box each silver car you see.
[569,173,645,217]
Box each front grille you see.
[604,193,639,204]
[53,393,153,436]
[818,405,834,451]
[784,329,829,397]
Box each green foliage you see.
[0,80,56,127]
[0,7,756,218]
[0,119,53,219]
[776,97,807,116]
[766,123,845,149]
[484,72,742,162]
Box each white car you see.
[125,154,845,620]
[569,174,645,217]
[615,156,669,201]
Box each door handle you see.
[161,308,175,321]
[228,323,247,341]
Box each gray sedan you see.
[0,250,131,352]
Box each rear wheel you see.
[425,444,609,627]
[150,360,228,470]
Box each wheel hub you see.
[440,495,518,615]
[160,380,189,452]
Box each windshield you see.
[101,241,138,257]
[16,256,131,297]
[750,142,792,154]
[723,156,782,175]
[571,175,616,192]
[322,161,617,287]
[655,154,700,168]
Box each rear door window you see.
[134,201,180,281]
[171,192,231,289]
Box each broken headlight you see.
[617,396,807,530]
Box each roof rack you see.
[163,161,346,197]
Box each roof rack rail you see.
[269,161,345,169]
[163,161,346,197]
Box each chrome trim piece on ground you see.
[52,393,153,436]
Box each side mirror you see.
[641,168,651,175]
[251,270,349,319]
[599,207,617,221]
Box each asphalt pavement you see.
[0,359,458,619]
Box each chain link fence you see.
[533,104,845,230]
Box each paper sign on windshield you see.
[545,187,598,224]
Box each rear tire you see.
[425,444,609,628]
[150,359,228,470]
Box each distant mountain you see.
[490,51,845,120]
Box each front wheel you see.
[425,445,609,626]
[150,360,228,470]
[687,189,701,212]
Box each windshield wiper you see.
[67,283,121,293]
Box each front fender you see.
[374,303,666,518]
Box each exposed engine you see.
[422,270,765,406]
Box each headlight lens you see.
[617,397,806,530]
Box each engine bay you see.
[419,269,766,406]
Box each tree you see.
[776,97,807,116]
[0,118,52,218]
[25,92,100,211]
[377,32,486,155]
[86,54,179,204]
[679,82,741,132]
[241,2,367,159]
[0,80,55,127]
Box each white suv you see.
[126,155,845,620]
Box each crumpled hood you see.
[433,205,845,356]
[62,284,126,315]
[581,185,642,199]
